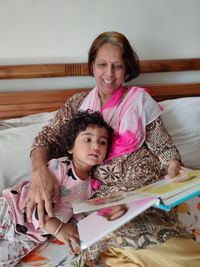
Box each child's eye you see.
[99,140,107,145]
[84,138,91,142]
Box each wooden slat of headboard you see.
[0,103,62,119]
[0,64,66,79]
[0,58,200,79]
[0,89,89,105]
[0,83,199,120]
[0,89,89,119]
[148,83,200,101]
[140,58,200,73]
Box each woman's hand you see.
[24,165,60,227]
[23,167,60,227]
[22,147,60,227]
[56,223,80,255]
[165,159,191,179]
[165,159,182,179]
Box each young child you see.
[0,110,113,266]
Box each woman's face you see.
[92,43,126,98]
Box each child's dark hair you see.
[61,110,114,160]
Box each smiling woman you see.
[89,32,139,106]
[92,43,126,102]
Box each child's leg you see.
[0,196,38,266]
[0,237,38,267]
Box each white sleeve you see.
[143,91,161,125]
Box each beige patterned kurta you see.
[32,91,192,262]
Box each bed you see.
[0,58,200,266]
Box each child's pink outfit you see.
[0,157,92,266]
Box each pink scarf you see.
[79,86,161,161]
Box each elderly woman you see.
[24,32,200,267]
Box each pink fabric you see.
[79,86,161,161]
[91,179,101,190]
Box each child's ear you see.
[67,149,73,154]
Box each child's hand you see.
[55,223,80,255]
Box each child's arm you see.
[44,217,80,254]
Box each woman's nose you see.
[106,65,114,77]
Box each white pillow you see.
[0,111,56,129]
[160,97,200,169]
[0,121,51,191]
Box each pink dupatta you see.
[79,86,161,161]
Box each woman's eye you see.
[85,138,91,142]
[113,64,123,70]
[97,63,106,68]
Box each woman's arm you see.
[145,116,182,177]
[23,92,88,227]
[23,147,60,227]
[32,92,88,159]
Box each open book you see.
[72,170,200,249]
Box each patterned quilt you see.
[16,197,200,267]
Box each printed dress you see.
[0,157,92,266]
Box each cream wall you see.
[0,0,200,91]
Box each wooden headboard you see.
[0,58,200,120]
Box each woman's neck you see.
[99,94,113,107]
[98,86,126,107]
[100,98,110,107]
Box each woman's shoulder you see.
[65,91,89,104]
[62,91,90,112]
[52,91,90,123]
[123,86,151,101]
[128,86,149,94]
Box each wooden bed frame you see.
[0,58,200,120]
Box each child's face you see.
[70,125,108,169]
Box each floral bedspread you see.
[17,197,200,267]
[177,196,200,243]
